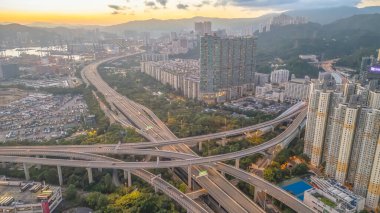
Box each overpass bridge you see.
[0,54,313,213]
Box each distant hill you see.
[286,6,380,24]
[0,24,58,46]
[102,6,380,34]
[256,14,380,60]
[103,15,276,35]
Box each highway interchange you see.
[1,52,314,213]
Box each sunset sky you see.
[0,0,379,25]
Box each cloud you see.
[108,4,128,15]
[214,0,230,7]
[145,1,158,9]
[177,3,189,9]
[108,4,127,11]
[156,0,168,7]
[229,0,361,8]
[194,0,211,8]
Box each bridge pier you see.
[254,186,262,202]
[297,127,301,139]
[35,156,41,169]
[188,166,192,190]
[221,137,227,146]
[124,170,132,187]
[23,163,30,181]
[198,142,203,152]
[57,166,63,186]
[1,162,6,168]
[86,168,94,184]
[235,158,240,169]
[98,168,103,172]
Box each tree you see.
[264,168,275,182]
[178,183,187,193]
[65,184,77,200]
[293,163,308,176]
[85,192,108,210]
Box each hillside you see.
[103,15,275,35]
[256,14,380,61]
[0,24,58,46]
[286,6,380,24]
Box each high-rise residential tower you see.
[305,79,380,209]
[200,35,256,103]
[359,56,375,81]
[194,21,212,36]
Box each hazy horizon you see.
[0,0,379,25]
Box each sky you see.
[0,0,379,25]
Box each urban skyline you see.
[1,1,380,213]
[0,0,379,25]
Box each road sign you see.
[198,170,208,177]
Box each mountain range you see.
[256,13,380,61]
[1,6,379,35]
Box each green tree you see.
[292,163,309,176]
[264,168,275,182]
[85,192,109,210]
[65,184,77,200]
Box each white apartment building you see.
[305,78,380,209]
[284,78,310,103]
[270,69,289,84]
[140,59,200,100]
[141,53,169,62]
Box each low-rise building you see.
[284,78,310,103]
[304,177,365,213]
[140,59,200,100]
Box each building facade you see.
[284,78,310,103]
[304,177,365,213]
[140,59,200,100]
[200,35,256,103]
[304,78,380,209]
[270,69,289,84]
[194,21,212,36]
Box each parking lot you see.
[225,97,290,115]
[0,93,89,142]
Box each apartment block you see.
[140,59,200,100]
[305,78,380,209]
[200,35,256,103]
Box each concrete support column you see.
[86,168,94,184]
[254,186,262,202]
[1,162,6,169]
[35,156,41,169]
[98,168,102,172]
[235,158,240,169]
[198,142,203,152]
[23,163,30,181]
[124,170,132,187]
[221,137,227,146]
[57,166,63,186]
[187,166,192,190]
[297,128,301,139]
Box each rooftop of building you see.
[308,177,364,212]
[0,181,60,207]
